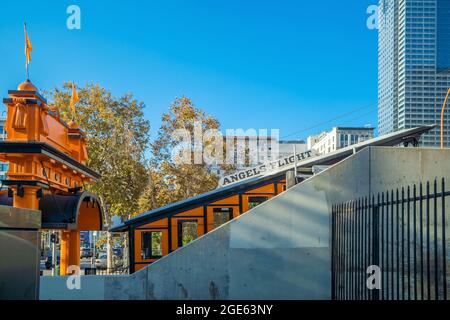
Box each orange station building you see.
[0,79,103,275]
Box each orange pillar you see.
[60,231,70,275]
[12,186,40,210]
[60,230,80,275]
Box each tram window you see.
[141,231,162,259]
[248,196,268,209]
[177,220,198,247]
[213,208,233,228]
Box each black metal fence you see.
[332,178,449,300]
[84,266,129,275]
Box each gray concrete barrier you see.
[40,147,450,300]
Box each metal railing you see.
[332,178,449,300]
[84,266,129,275]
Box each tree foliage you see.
[138,97,232,212]
[50,86,231,221]
[48,83,150,224]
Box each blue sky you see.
[0,0,378,141]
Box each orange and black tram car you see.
[111,125,434,273]
[111,173,289,273]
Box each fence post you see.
[331,205,336,300]
[442,178,447,301]
[372,198,380,301]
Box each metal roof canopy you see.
[0,141,100,180]
[0,191,103,230]
[110,125,436,232]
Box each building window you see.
[141,231,163,259]
[0,163,8,172]
[177,220,198,247]
[213,208,233,229]
[54,172,61,182]
[248,196,268,209]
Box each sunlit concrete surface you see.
[40,147,450,300]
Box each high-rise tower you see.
[378,0,450,146]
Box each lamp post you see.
[440,88,450,149]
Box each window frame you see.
[177,219,199,248]
[248,196,269,209]
[140,230,163,260]
[212,207,234,229]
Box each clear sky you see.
[0,0,379,141]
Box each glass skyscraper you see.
[378,0,450,147]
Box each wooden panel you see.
[209,195,239,206]
[173,207,203,217]
[134,263,148,272]
[139,218,168,229]
[244,183,275,194]
[278,182,287,193]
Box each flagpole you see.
[71,82,76,122]
[72,82,75,122]
[24,22,29,80]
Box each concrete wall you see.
[0,206,41,300]
[40,272,148,300]
[40,147,450,300]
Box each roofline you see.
[0,141,100,180]
[334,127,375,131]
[217,124,435,188]
[110,174,283,232]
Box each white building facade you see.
[307,127,375,155]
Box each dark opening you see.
[177,220,198,247]
[248,196,268,209]
[141,231,162,259]
[213,207,234,228]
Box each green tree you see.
[49,82,150,268]
[138,96,234,212]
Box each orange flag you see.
[24,23,32,70]
[70,83,79,114]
